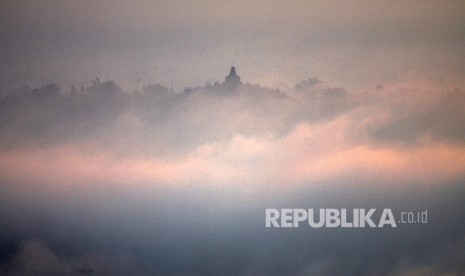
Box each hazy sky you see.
[1,0,465,91]
[1,1,465,275]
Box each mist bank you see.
[0,76,464,275]
[1,77,465,190]
[0,176,464,275]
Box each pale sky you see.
[1,0,464,92]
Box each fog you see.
[1,1,465,274]
[0,69,464,275]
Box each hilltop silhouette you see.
[224,66,241,89]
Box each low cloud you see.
[1,240,148,276]
[388,236,465,276]
[1,78,464,190]
[0,75,464,275]
[365,86,465,145]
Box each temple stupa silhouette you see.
[224,66,241,89]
